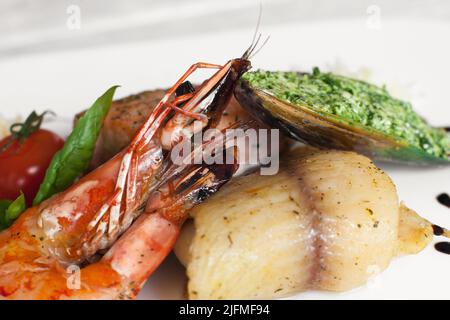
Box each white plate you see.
[1,18,449,300]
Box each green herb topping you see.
[242,68,450,158]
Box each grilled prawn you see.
[75,92,255,168]
[0,52,252,299]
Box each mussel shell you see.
[235,79,450,165]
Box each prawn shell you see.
[235,78,450,165]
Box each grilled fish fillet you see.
[174,148,436,299]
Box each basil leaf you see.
[33,86,119,205]
[0,200,13,229]
[0,193,26,230]
[5,192,26,225]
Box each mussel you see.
[234,68,450,164]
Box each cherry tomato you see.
[0,129,64,205]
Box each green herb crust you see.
[242,68,450,159]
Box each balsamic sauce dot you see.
[437,193,450,208]
[434,242,450,255]
[432,225,445,236]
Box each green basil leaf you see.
[0,193,26,231]
[5,192,26,225]
[33,86,119,205]
[0,200,13,229]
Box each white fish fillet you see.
[174,148,435,299]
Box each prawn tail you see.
[97,145,239,296]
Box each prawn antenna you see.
[242,3,270,60]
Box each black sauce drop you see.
[437,193,450,208]
[434,193,450,255]
[433,225,445,236]
[435,242,450,255]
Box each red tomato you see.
[0,129,64,205]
